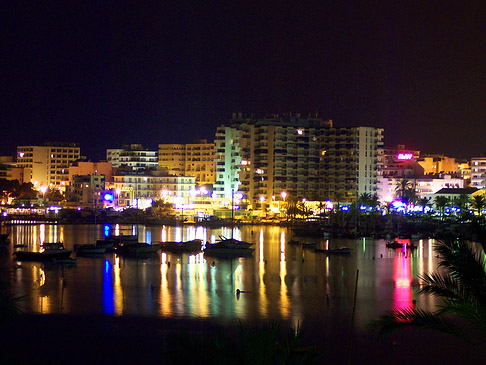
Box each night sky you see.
[2,2,485,160]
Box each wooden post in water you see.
[347,269,359,365]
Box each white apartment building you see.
[107,144,157,170]
[471,157,486,188]
[111,170,195,208]
[320,126,384,201]
[377,175,464,203]
[16,143,81,188]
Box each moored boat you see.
[159,239,203,253]
[386,241,404,249]
[115,242,161,257]
[14,242,72,261]
[74,244,107,255]
[203,239,254,257]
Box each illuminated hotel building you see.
[214,125,242,200]
[319,126,384,201]
[106,144,157,170]
[112,168,195,207]
[16,143,81,188]
[382,145,422,179]
[471,157,486,188]
[214,113,333,207]
[158,140,215,186]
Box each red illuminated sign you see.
[397,153,413,161]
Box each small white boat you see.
[204,239,254,257]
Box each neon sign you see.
[397,153,413,161]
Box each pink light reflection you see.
[393,253,413,311]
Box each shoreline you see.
[1,313,483,364]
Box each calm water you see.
[1,223,440,330]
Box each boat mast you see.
[231,189,234,240]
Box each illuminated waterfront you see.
[2,223,440,330]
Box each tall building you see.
[214,125,243,200]
[215,113,334,207]
[106,144,157,170]
[319,126,384,201]
[471,157,486,188]
[16,143,81,188]
[158,140,215,186]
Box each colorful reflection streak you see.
[393,251,413,310]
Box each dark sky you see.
[1,1,485,160]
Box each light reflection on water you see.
[2,224,441,329]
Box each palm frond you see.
[369,307,470,342]
[434,238,486,305]
[419,272,463,299]
[439,298,486,333]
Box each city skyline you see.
[2,2,485,159]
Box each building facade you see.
[67,174,106,207]
[471,157,486,189]
[69,161,113,184]
[111,169,196,208]
[106,144,157,170]
[319,126,384,201]
[16,143,81,188]
[214,113,384,207]
[158,140,215,186]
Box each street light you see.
[39,186,48,206]
[280,191,287,219]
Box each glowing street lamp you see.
[39,186,48,205]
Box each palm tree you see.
[395,179,415,204]
[472,195,486,216]
[417,197,432,213]
[371,234,486,344]
[453,194,471,213]
[434,196,450,220]
[357,193,372,208]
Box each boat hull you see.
[160,239,203,253]
[74,245,107,255]
[204,247,255,257]
[116,243,161,257]
[14,250,72,261]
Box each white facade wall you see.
[471,157,486,188]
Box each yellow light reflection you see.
[160,253,172,316]
[161,226,167,242]
[113,256,123,315]
[280,231,289,319]
[258,229,268,316]
[175,227,182,242]
[40,224,45,245]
